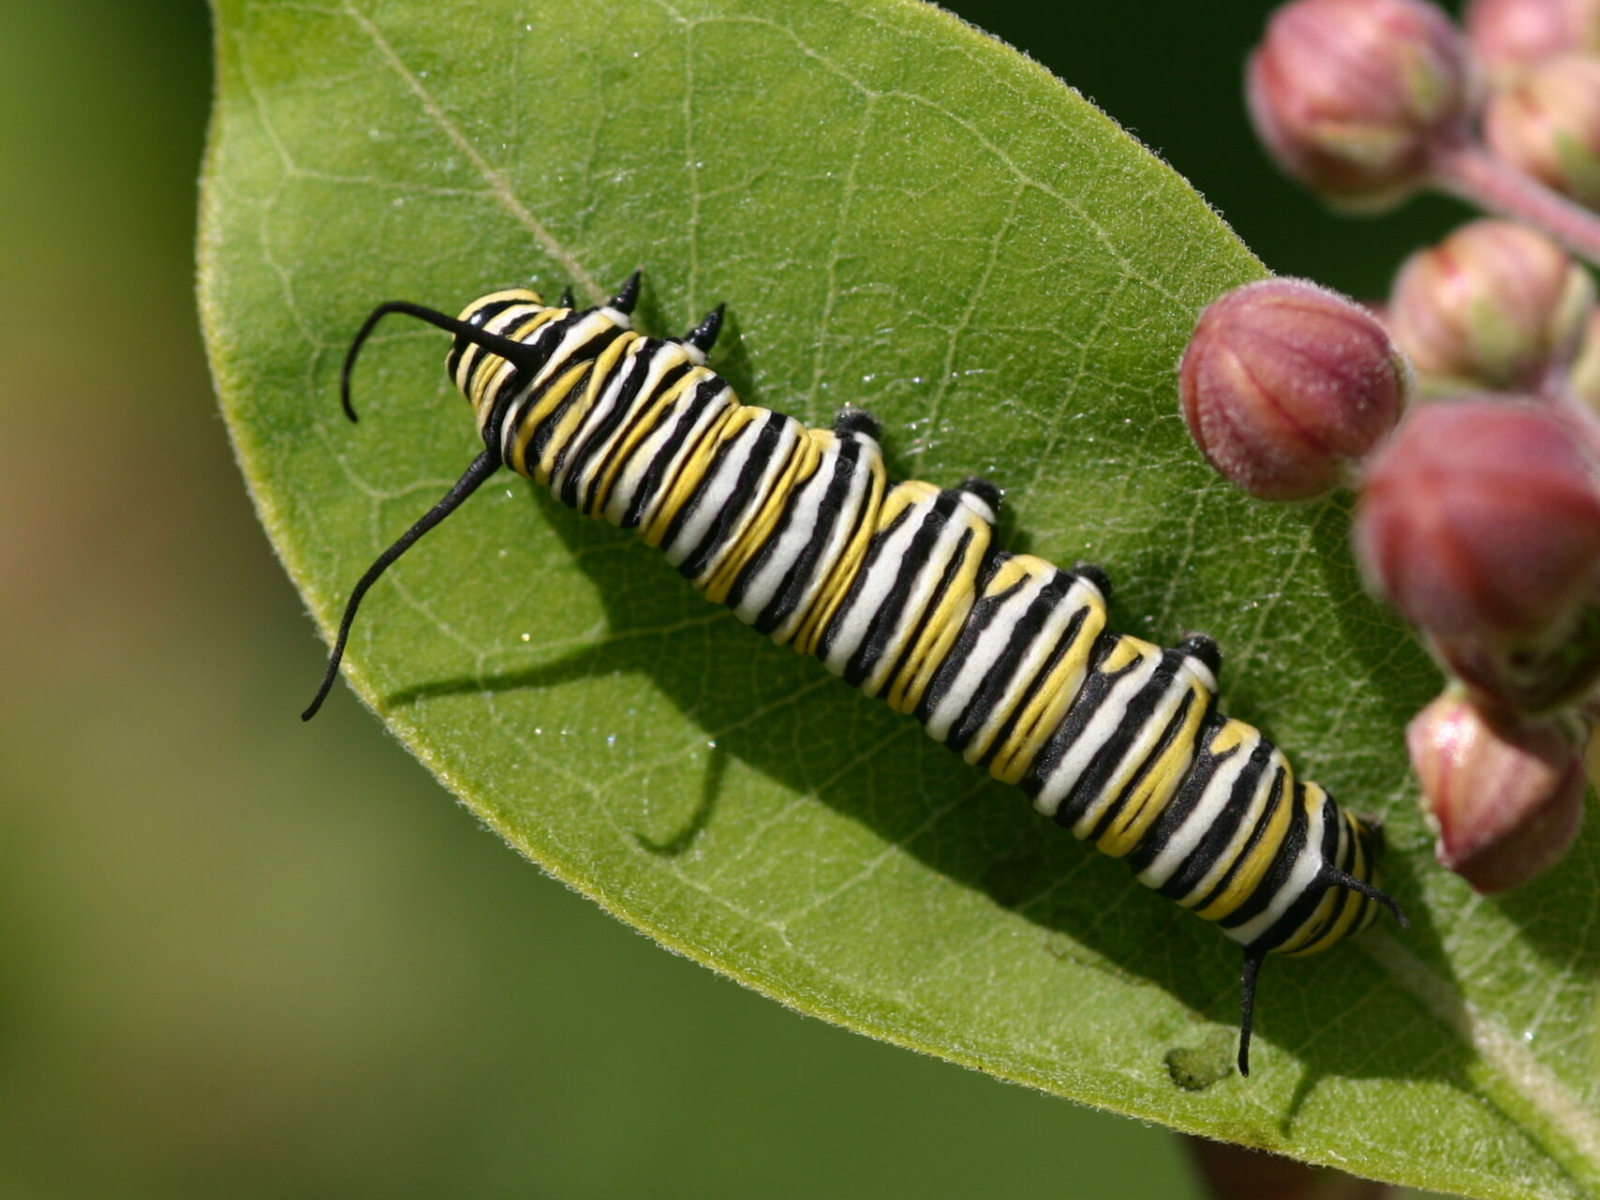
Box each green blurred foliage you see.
[0,0,1460,1196]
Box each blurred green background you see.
[0,0,1466,1196]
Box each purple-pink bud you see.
[1179,279,1412,500]
[1388,219,1594,392]
[1356,399,1600,639]
[1408,689,1584,893]
[1465,0,1600,84]
[1485,56,1600,210]
[1431,619,1600,712]
[1248,0,1475,211]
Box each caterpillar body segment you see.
[306,276,1407,1076]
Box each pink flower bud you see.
[1356,399,1600,639]
[1179,279,1413,500]
[1465,0,1600,84]
[1408,689,1584,893]
[1248,0,1475,211]
[1485,56,1600,210]
[1388,219,1595,392]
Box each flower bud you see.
[1356,398,1600,638]
[1408,688,1584,893]
[1465,0,1600,85]
[1432,606,1600,711]
[1388,219,1595,392]
[1485,55,1600,210]
[1569,308,1600,411]
[1248,0,1475,211]
[1179,279,1412,500]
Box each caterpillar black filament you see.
[304,272,1407,1076]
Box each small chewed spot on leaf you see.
[1165,1035,1234,1092]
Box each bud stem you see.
[1430,138,1600,268]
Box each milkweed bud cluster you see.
[1185,0,1600,893]
[1249,0,1600,267]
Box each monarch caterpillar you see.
[304,272,1407,1076]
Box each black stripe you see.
[1018,631,1140,804]
[1240,799,1345,952]
[815,500,915,663]
[1085,683,1198,846]
[1219,783,1318,936]
[619,378,725,529]
[1187,764,1288,914]
[751,439,868,634]
[1056,648,1190,829]
[971,578,1090,772]
[673,412,791,581]
[725,443,832,613]
[1154,734,1275,901]
[509,322,624,474]
[560,349,689,511]
[479,308,581,428]
[447,297,524,380]
[1121,704,1230,872]
[840,492,962,689]
[921,566,1030,729]
[875,521,978,701]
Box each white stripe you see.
[602,384,734,529]
[730,436,840,623]
[683,418,803,584]
[1170,747,1284,908]
[1222,794,1330,946]
[860,509,977,696]
[1032,646,1164,819]
[1133,726,1264,887]
[924,570,1051,743]
[821,494,936,676]
[1070,668,1196,839]
[770,440,878,644]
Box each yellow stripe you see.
[791,456,890,656]
[1282,809,1373,956]
[639,404,762,549]
[532,333,638,485]
[887,511,991,714]
[586,365,712,516]
[701,427,822,604]
[1094,680,1208,858]
[1192,745,1295,922]
[508,359,592,476]
[942,556,1052,758]
[988,582,1107,784]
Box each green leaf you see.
[199,1,1600,1195]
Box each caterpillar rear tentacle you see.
[304,273,1406,1076]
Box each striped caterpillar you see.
[304,272,1406,1075]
